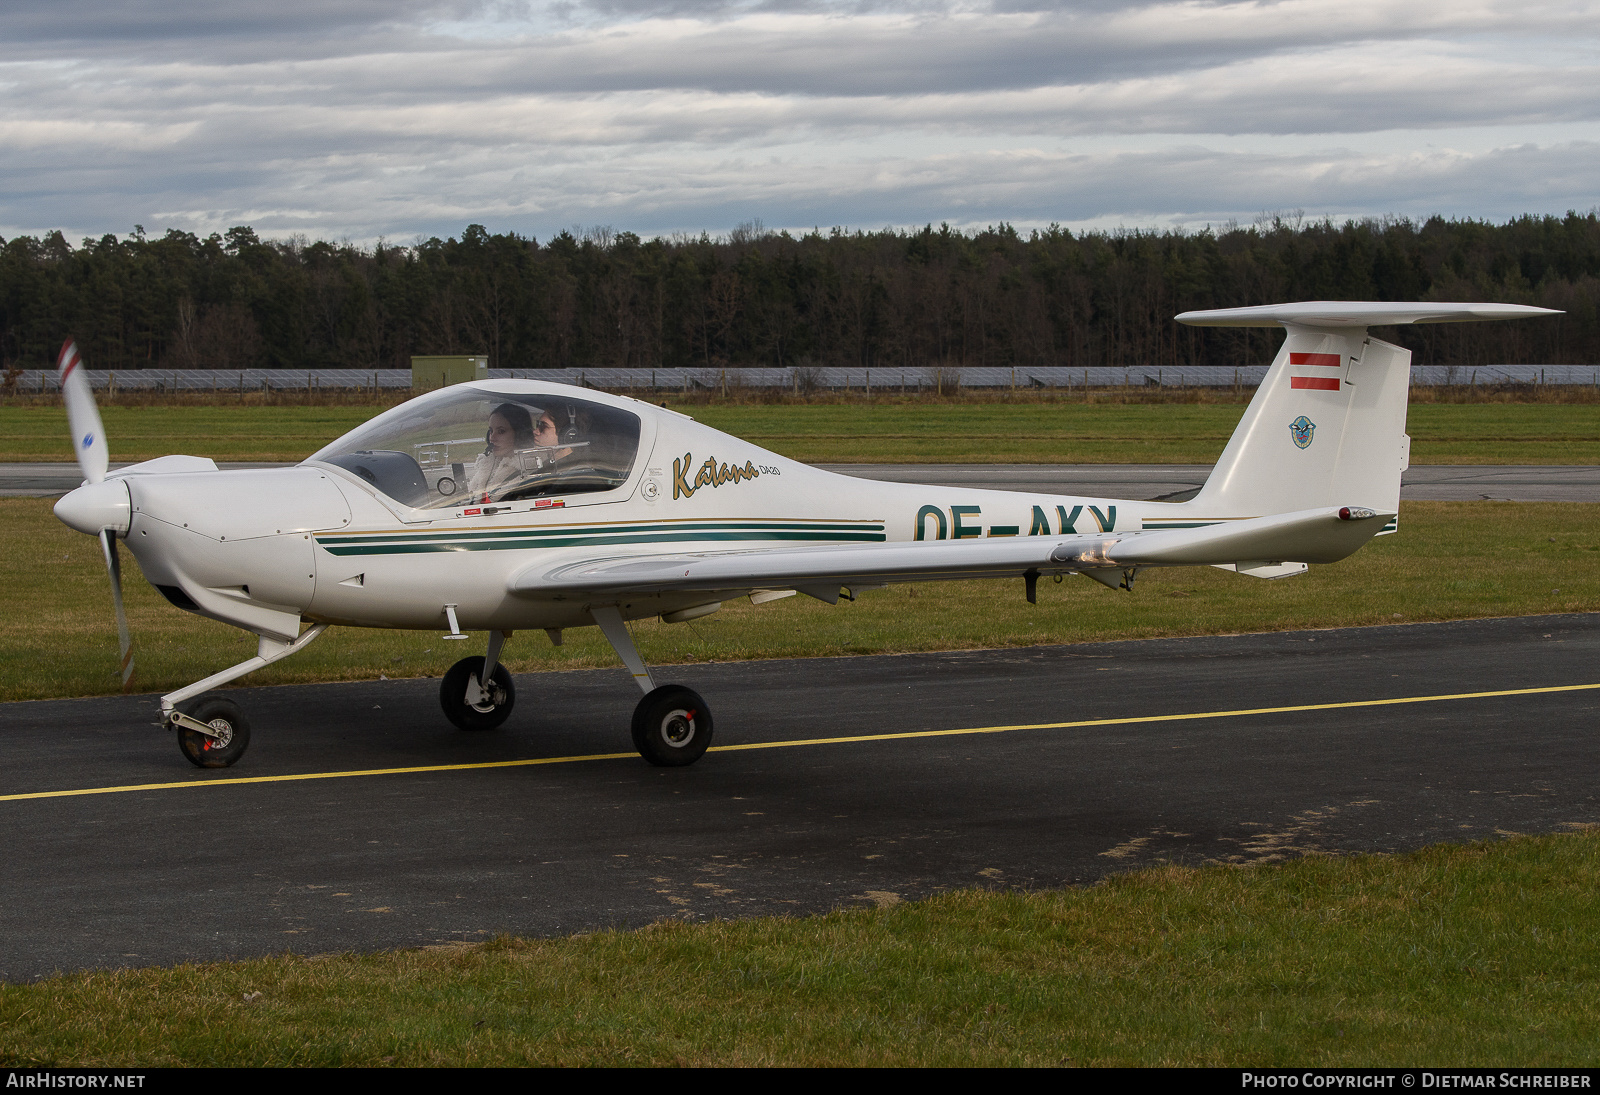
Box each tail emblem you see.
[1289,415,1316,449]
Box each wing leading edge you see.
[508,506,1391,600]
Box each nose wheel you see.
[632,685,713,766]
[174,694,251,768]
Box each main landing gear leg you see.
[441,629,516,731]
[590,605,713,767]
[162,623,330,769]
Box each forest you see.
[2,213,1597,376]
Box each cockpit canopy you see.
[307,386,642,510]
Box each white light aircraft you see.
[52,301,1557,769]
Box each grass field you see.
[3,832,1597,1066]
[4,400,1600,463]
[5,496,1598,703]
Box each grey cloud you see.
[6,117,1597,242]
[0,0,452,43]
[2,0,1596,241]
[6,45,1595,153]
[6,2,1592,95]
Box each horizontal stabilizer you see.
[1075,507,1389,568]
[1176,301,1560,328]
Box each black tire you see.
[440,656,516,730]
[175,694,251,769]
[631,685,712,767]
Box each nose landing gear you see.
[160,624,330,769]
[174,694,251,768]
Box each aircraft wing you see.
[508,505,1390,600]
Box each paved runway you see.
[0,462,284,497]
[4,613,1598,982]
[9,462,1598,501]
[818,464,1600,502]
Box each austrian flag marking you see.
[1289,351,1342,391]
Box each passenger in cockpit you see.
[468,403,535,496]
[531,409,574,464]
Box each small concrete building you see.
[410,355,488,390]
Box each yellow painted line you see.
[5,681,1600,804]
[0,751,640,802]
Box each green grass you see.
[7,497,1600,703]
[695,402,1600,464]
[0,403,377,463]
[4,832,1597,1066]
[6,400,1600,463]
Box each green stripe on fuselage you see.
[317,526,887,556]
[320,520,881,546]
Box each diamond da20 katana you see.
[51,300,1557,769]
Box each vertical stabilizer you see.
[1191,325,1409,517]
[1176,301,1560,520]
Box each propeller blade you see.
[99,529,135,691]
[57,339,108,486]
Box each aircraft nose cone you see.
[54,478,131,535]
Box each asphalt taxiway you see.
[7,462,1600,500]
[816,463,1600,502]
[3,613,1598,982]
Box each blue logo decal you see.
[1289,416,1315,449]
[82,433,95,449]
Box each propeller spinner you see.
[53,340,135,690]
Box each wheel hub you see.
[661,709,695,746]
[469,684,503,713]
[204,719,233,748]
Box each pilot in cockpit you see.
[467,402,580,498]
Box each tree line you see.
[2,213,1597,376]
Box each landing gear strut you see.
[161,624,329,769]
[592,605,714,766]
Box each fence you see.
[9,364,1598,393]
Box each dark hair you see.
[487,402,535,451]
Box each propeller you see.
[58,339,107,485]
[57,339,134,690]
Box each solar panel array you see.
[10,364,1598,392]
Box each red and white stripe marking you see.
[57,339,81,382]
[1289,351,1341,391]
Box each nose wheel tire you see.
[631,685,712,767]
[175,694,251,769]
[440,656,516,730]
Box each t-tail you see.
[1176,302,1560,528]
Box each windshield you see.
[308,387,642,510]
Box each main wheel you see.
[631,685,712,767]
[175,694,251,769]
[440,656,516,730]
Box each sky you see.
[1,0,1597,244]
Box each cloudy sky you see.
[2,0,1597,243]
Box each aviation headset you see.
[483,403,582,453]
